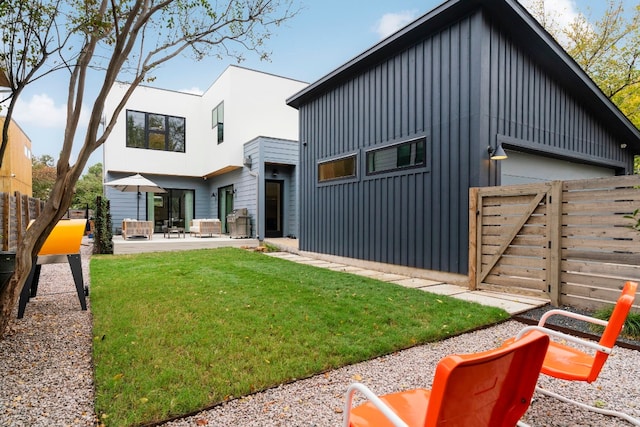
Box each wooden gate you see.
[469,175,640,311]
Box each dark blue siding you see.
[299,13,480,274]
[483,17,630,169]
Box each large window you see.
[318,154,357,182]
[366,137,425,175]
[126,110,185,152]
[212,102,224,144]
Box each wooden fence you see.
[0,192,46,252]
[469,175,640,312]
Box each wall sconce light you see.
[272,169,278,177]
[211,192,216,199]
[243,155,252,168]
[488,144,508,160]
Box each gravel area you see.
[162,320,640,427]
[0,242,639,426]
[0,239,95,427]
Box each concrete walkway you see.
[264,238,548,315]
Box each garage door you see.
[500,150,615,185]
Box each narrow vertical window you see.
[212,101,224,144]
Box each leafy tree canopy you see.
[528,0,640,170]
[31,154,56,200]
[72,163,102,211]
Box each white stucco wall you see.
[103,83,204,176]
[103,66,307,178]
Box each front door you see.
[217,185,234,233]
[265,180,283,238]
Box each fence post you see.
[1,193,9,252]
[547,180,562,306]
[468,187,479,290]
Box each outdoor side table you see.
[164,227,185,238]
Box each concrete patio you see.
[112,233,259,254]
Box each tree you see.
[31,154,57,200]
[0,0,298,338]
[0,0,67,167]
[528,0,640,127]
[72,163,103,211]
[527,0,640,173]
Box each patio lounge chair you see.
[506,281,639,426]
[343,330,550,427]
[190,219,221,237]
[122,219,153,239]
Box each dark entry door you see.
[265,180,283,238]
[217,185,234,233]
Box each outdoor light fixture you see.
[211,192,216,199]
[272,169,278,177]
[488,144,508,160]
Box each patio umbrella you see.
[105,173,166,220]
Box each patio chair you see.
[343,330,550,427]
[507,281,639,426]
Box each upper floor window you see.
[318,154,357,182]
[366,137,425,175]
[126,110,185,152]
[212,102,224,144]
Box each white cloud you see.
[519,0,582,41]
[10,92,91,130]
[374,10,419,39]
[12,93,68,128]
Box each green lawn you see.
[90,248,508,426]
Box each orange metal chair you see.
[508,281,639,426]
[343,330,550,427]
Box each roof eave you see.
[287,0,640,153]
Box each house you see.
[0,117,33,196]
[286,0,640,276]
[103,65,307,238]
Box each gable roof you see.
[287,0,640,153]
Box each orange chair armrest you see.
[517,326,612,354]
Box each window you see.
[126,110,185,152]
[318,155,357,182]
[366,137,425,175]
[212,102,224,144]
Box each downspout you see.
[249,170,260,241]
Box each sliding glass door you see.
[151,188,194,232]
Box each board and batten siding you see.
[481,15,635,181]
[299,13,481,274]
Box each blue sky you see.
[4,0,633,170]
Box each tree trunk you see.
[0,176,78,338]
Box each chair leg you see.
[536,386,640,426]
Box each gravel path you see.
[0,239,95,427]
[0,241,639,426]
